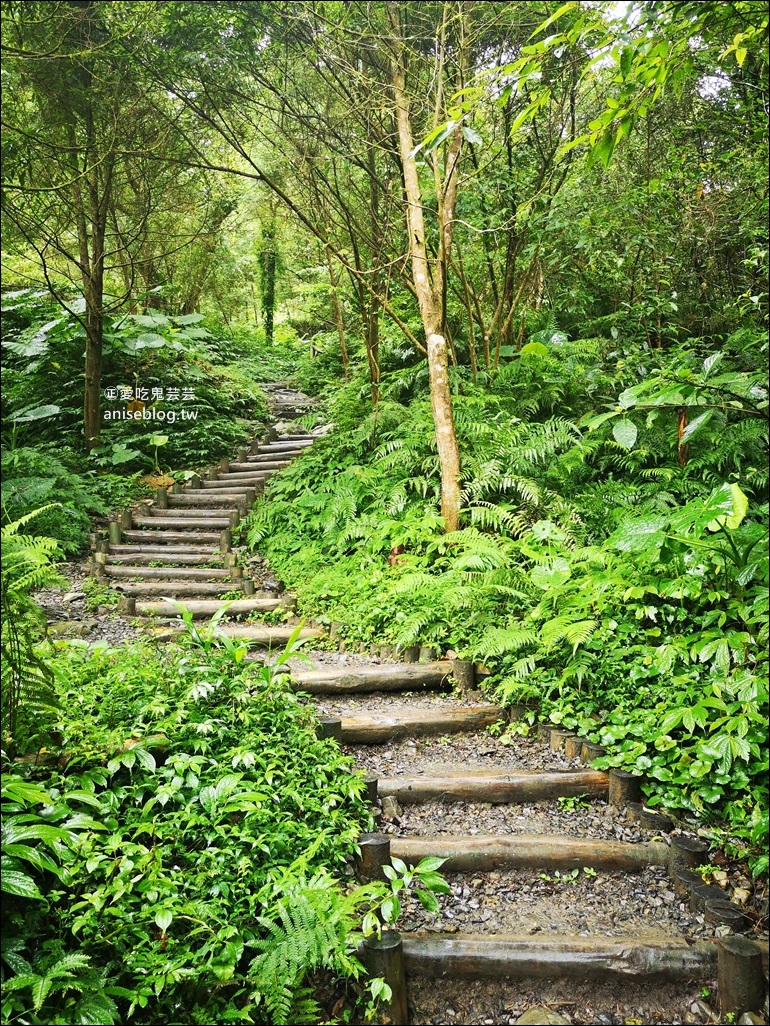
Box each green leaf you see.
[461,125,483,145]
[1,868,44,899]
[520,342,550,357]
[612,418,638,449]
[10,404,61,423]
[416,889,440,915]
[155,909,173,933]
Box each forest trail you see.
[88,390,767,1026]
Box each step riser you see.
[142,509,238,520]
[122,531,222,543]
[287,663,453,694]
[101,567,235,580]
[378,771,609,804]
[400,935,716,982]
[390,836,669,873]
[168,496,246,508]
[339,707,503,743]
[201,477,270,488]
[116,583,244,597]
[105,547,224,558]
[151,626,324,646]
[136,598,282,617]
[227,463,286,473]
[132,516,234,529]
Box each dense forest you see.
[1,2,768,1024]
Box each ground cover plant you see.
[2,621,449,1025]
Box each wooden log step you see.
[131,515,233,529]
[135,597,283,617]
[227,462,288,473]
[141,508,237,520]
[167,494,246,507]
[339,705,504,743]
[378,769,609,805]
[256,440,314,452]
[287,661,455,694]
[105,545,224,557]
[245,454,305,465]
[151,624,324,645]
[390,834,669,872]
[201,475,271,487]
[400,933,716,982]
[122,530,222,543]
[114,581,244,597]
[101,566,235,580]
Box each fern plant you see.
[1,507,61,746]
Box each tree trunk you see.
[388,1,462,531]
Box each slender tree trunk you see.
[325,245,349,382]
[387,1,462,531]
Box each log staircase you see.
[90,394,767,1026]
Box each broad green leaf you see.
[612,418,637,449]
[10,404,61,423]
[706,483,749,532]
[155,909,173,933]
[680,410,713,443]
[1,868,44,899]
[461,125,483,145]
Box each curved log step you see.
[287,662,455,694]
[400,933,716,981]
[390,834,669,872]
[134,597,282,617]
[202,476,271,488]
[167,495,247,507]
[339,705,504,743]
[378,769,609,804]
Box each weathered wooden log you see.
[134,598,282,618]
[418,646,438,663]
[363,932,408,1025]
[237,447,248,462]
[288,662,454,695]
[122,529,222,544]
[704,899,749,932]
[219,529,231,553]
[690,882,730,913]
[718,936,765,1016]
[668,835,710,875]
[608,769,642,809]
[563,735,583,760]
[104,550,224,563]
[218,457,230,473]
[167,494,245,508]
[549,729,575,752]
[118,596,137,615]
[580,742,607,764]
[119,509,133,529]
[207,467,219,480]
[672,868,704,898]
[133,515,233,529]
[400,933,716,981]
[152,623,324,644]
[316,718,342,741]
[537,723,553,741]
[202,476,268,489]
[451,659,476,690]
[378,770,608,805]
[338,705,504,744]
[355,833,391,883]
[102,566,234,581]
[363,773,379,804]
[403,646,421,663]
[115,581,244,597]
[390,834,669,872]
[108,521,122,545]
[255,440,314,452]
[155,487,169,510]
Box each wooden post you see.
[508,705,529,723]
[705,900,748,932]
[170,482,182,494]
[689,882,730,913]
[549,729,574,752]
[189,474,202,489]
[155,487,168,510]
[108,521,122,545]
[364,772,379,805]
[242,579,255,596]
[316,718,342,741]
[564,735,583,759]
[120,596,136,615]
[119,509,132,530]
[362,931,408,1025]
[250,436,260,455]
[668,835,710,875]
[608,770,641,809]
[218,457,230,473]
[404,646,420,663]
[237,447,248,462]
[452,659,476,690]
[672,868,703,898]
[537,723,552,741]
[219,529,232,553]
[717,936,764,1017]
[230,566,244,581]
[580,742,606,764]
[207,467,218,480]
[418,645,437,663]
[355,833,391,884]
[229,509,240,529]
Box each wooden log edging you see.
[398,933,717,982]
[378,770,609,805]
[390,834,669,872]
[362,931,408,1025]
[288,662,454,695]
